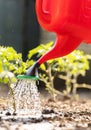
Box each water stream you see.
[10,79,42,117]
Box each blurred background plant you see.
[0,46,26,85]
[0,43,91,100]
[57,50,91,99]
[27,42,91,99]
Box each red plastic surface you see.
[36,0,91,64]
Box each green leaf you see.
[40,64,46,71]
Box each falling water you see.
[10,79,42,117]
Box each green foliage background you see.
[0,43,91,98]
[27,42,91,97]
[0,46,26,84]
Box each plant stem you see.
[72,74,78,96]
[65,72,72,95]
[8,82,16,112]
[47,63,56,100]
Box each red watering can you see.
[26,0,91,76]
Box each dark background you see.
[0,0,40,60]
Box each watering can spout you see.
[26,62,40,77]
[38,35,81,64]
[26,35,81,78]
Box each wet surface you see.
[0,97,91,130]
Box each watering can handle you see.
[38,35,81,64]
